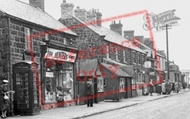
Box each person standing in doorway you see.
[86,81,93,107]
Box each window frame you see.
[24,27,33,50]
[123,50,127,63]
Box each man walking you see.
[86,81,93,107]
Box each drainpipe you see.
[7,16,14,116]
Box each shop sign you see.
[143,9,180,31]
[44,48,77,63]
[46,72,54,77]
[144,61,151,68]
[149,72,155,76]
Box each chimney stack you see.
[144,38,154,49]
[29,0,44,11]
[110,20,123,35]
[134,35,144,43]
[60,0,74,19]
[95,9,102,26]
[74,6,87,22]
[123,30,134,41]
[86,8,97,25]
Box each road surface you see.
[84,91,190,119]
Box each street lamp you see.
[40,37,50,105]
[165,24,171,82]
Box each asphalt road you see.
[84,91,190,119]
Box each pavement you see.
[9,88,189,119]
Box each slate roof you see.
[0,0,76,36]
[67,17,145,54]
[134,40,165,58]
[97,26,146,54]
[73,17,105,36]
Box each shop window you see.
[44,63,74,103]
[119,78,125,92]
[97,77,104,92]
[55,63,74,102]
[45,77,56,103]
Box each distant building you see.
[181,70,190,84]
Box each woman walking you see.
[149,79,154,96]
[0,79,11,118]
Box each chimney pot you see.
[110,21,123,35]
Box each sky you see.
[20,0,190,70]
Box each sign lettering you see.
[44,48,77,63]
[143,9,180,31]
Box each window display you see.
[119,78,125,92]
[44,61,74,103]
[45,77,56,103]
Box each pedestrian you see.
[171,82,175,93]
[149,79,154,96]
[161,80,166,94]
[174,82,179,93]
[156,81,161,96]
[86,81,93,107]
[0,79,12,118]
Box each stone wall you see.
[60,18,104,60]
[0,16,9,80]
[9,18,76,69]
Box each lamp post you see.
[166,24,170,82]
[40,38,50,105]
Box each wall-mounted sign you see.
[46,72,54,77]
[44,48,77,63]
[143,9,180,31]
[149,72,155,76]
[144,61,151,68]
[97,77,104,92]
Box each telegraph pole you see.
[166,24,170,81]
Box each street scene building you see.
[0,0,189,118]
[0,0,78,114]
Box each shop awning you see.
[76,59,99,77]
[100,63,131,78]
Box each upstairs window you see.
[132,51,136,64]
[24,27,32,50]
[123,50,127,63]
[106,45,109,58]
[116,49,119,61]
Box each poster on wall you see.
[97,77,104,92]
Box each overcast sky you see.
[20,0,190,70]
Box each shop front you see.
[100,63,131,101]
[41,47,77,109]
[76,59,104,105]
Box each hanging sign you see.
[143,9,180,31]
[44,48,77,63]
